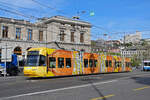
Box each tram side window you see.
[84,59,88,68]
[117,62,120,67]
[49,57,56,68]
[109,60,112,67]
[105,60,109,67]
[148,62,150,66]
[89,59,93,67]
[58,57,64,68]
[66,58,71,68]
[94,60,97,67]
[115,61,117,68]
[39,55,46,66]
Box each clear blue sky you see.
[0,0,150,40]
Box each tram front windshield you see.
[144,62,150,66]
[26,55,46,66]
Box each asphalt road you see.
[0,69,150,100]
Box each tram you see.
[143,60,150,71]
[23,47,132,77]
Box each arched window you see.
[14,47,22,55]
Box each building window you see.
[27,29,32,40]
[39,30,43,41]
[61,23,65,26]
[81,26,85,29]
[60,30,65,41]
[2,26,8,38]
[16,28,21,39]
[80,33,84,43]
[71,24,75,28]
[71,32,74,42]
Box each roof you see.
[37,16,91,27]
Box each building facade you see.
[124,31,142,44]
[121,48,146,58]
[0,16,91,63]
[91,39,121,53]
[36,16,91,51]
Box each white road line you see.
[1,72,149,100]
[0,80,117,100]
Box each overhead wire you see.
[0,0,112,39]
[0,3,38,20]
[0,0,147,40]
[30,0,71,17]
[0,1,38,12]
[0,7,37,20]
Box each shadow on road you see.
[131,76,150,86]
[80,76,107,100]
[25,74,103,81]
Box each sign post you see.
[1,43,12,77]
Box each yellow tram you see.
[24,47,132,77]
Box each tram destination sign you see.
[28,51,39,55]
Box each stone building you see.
[121,47,146,58]
[91,39,121,53]
[124,31,142,44]
[0,16,91,63]
[36,16,91,51]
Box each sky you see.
[0,0,150,40]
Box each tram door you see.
[89,53,99,74]
[48,56,57,75]
[73,51,82,75]
[89,59,98,73]
[100,54,106,73]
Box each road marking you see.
[133,86,150,91]
[91,94,115,100]
[1,72,149,100]
[0,80,117,100]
